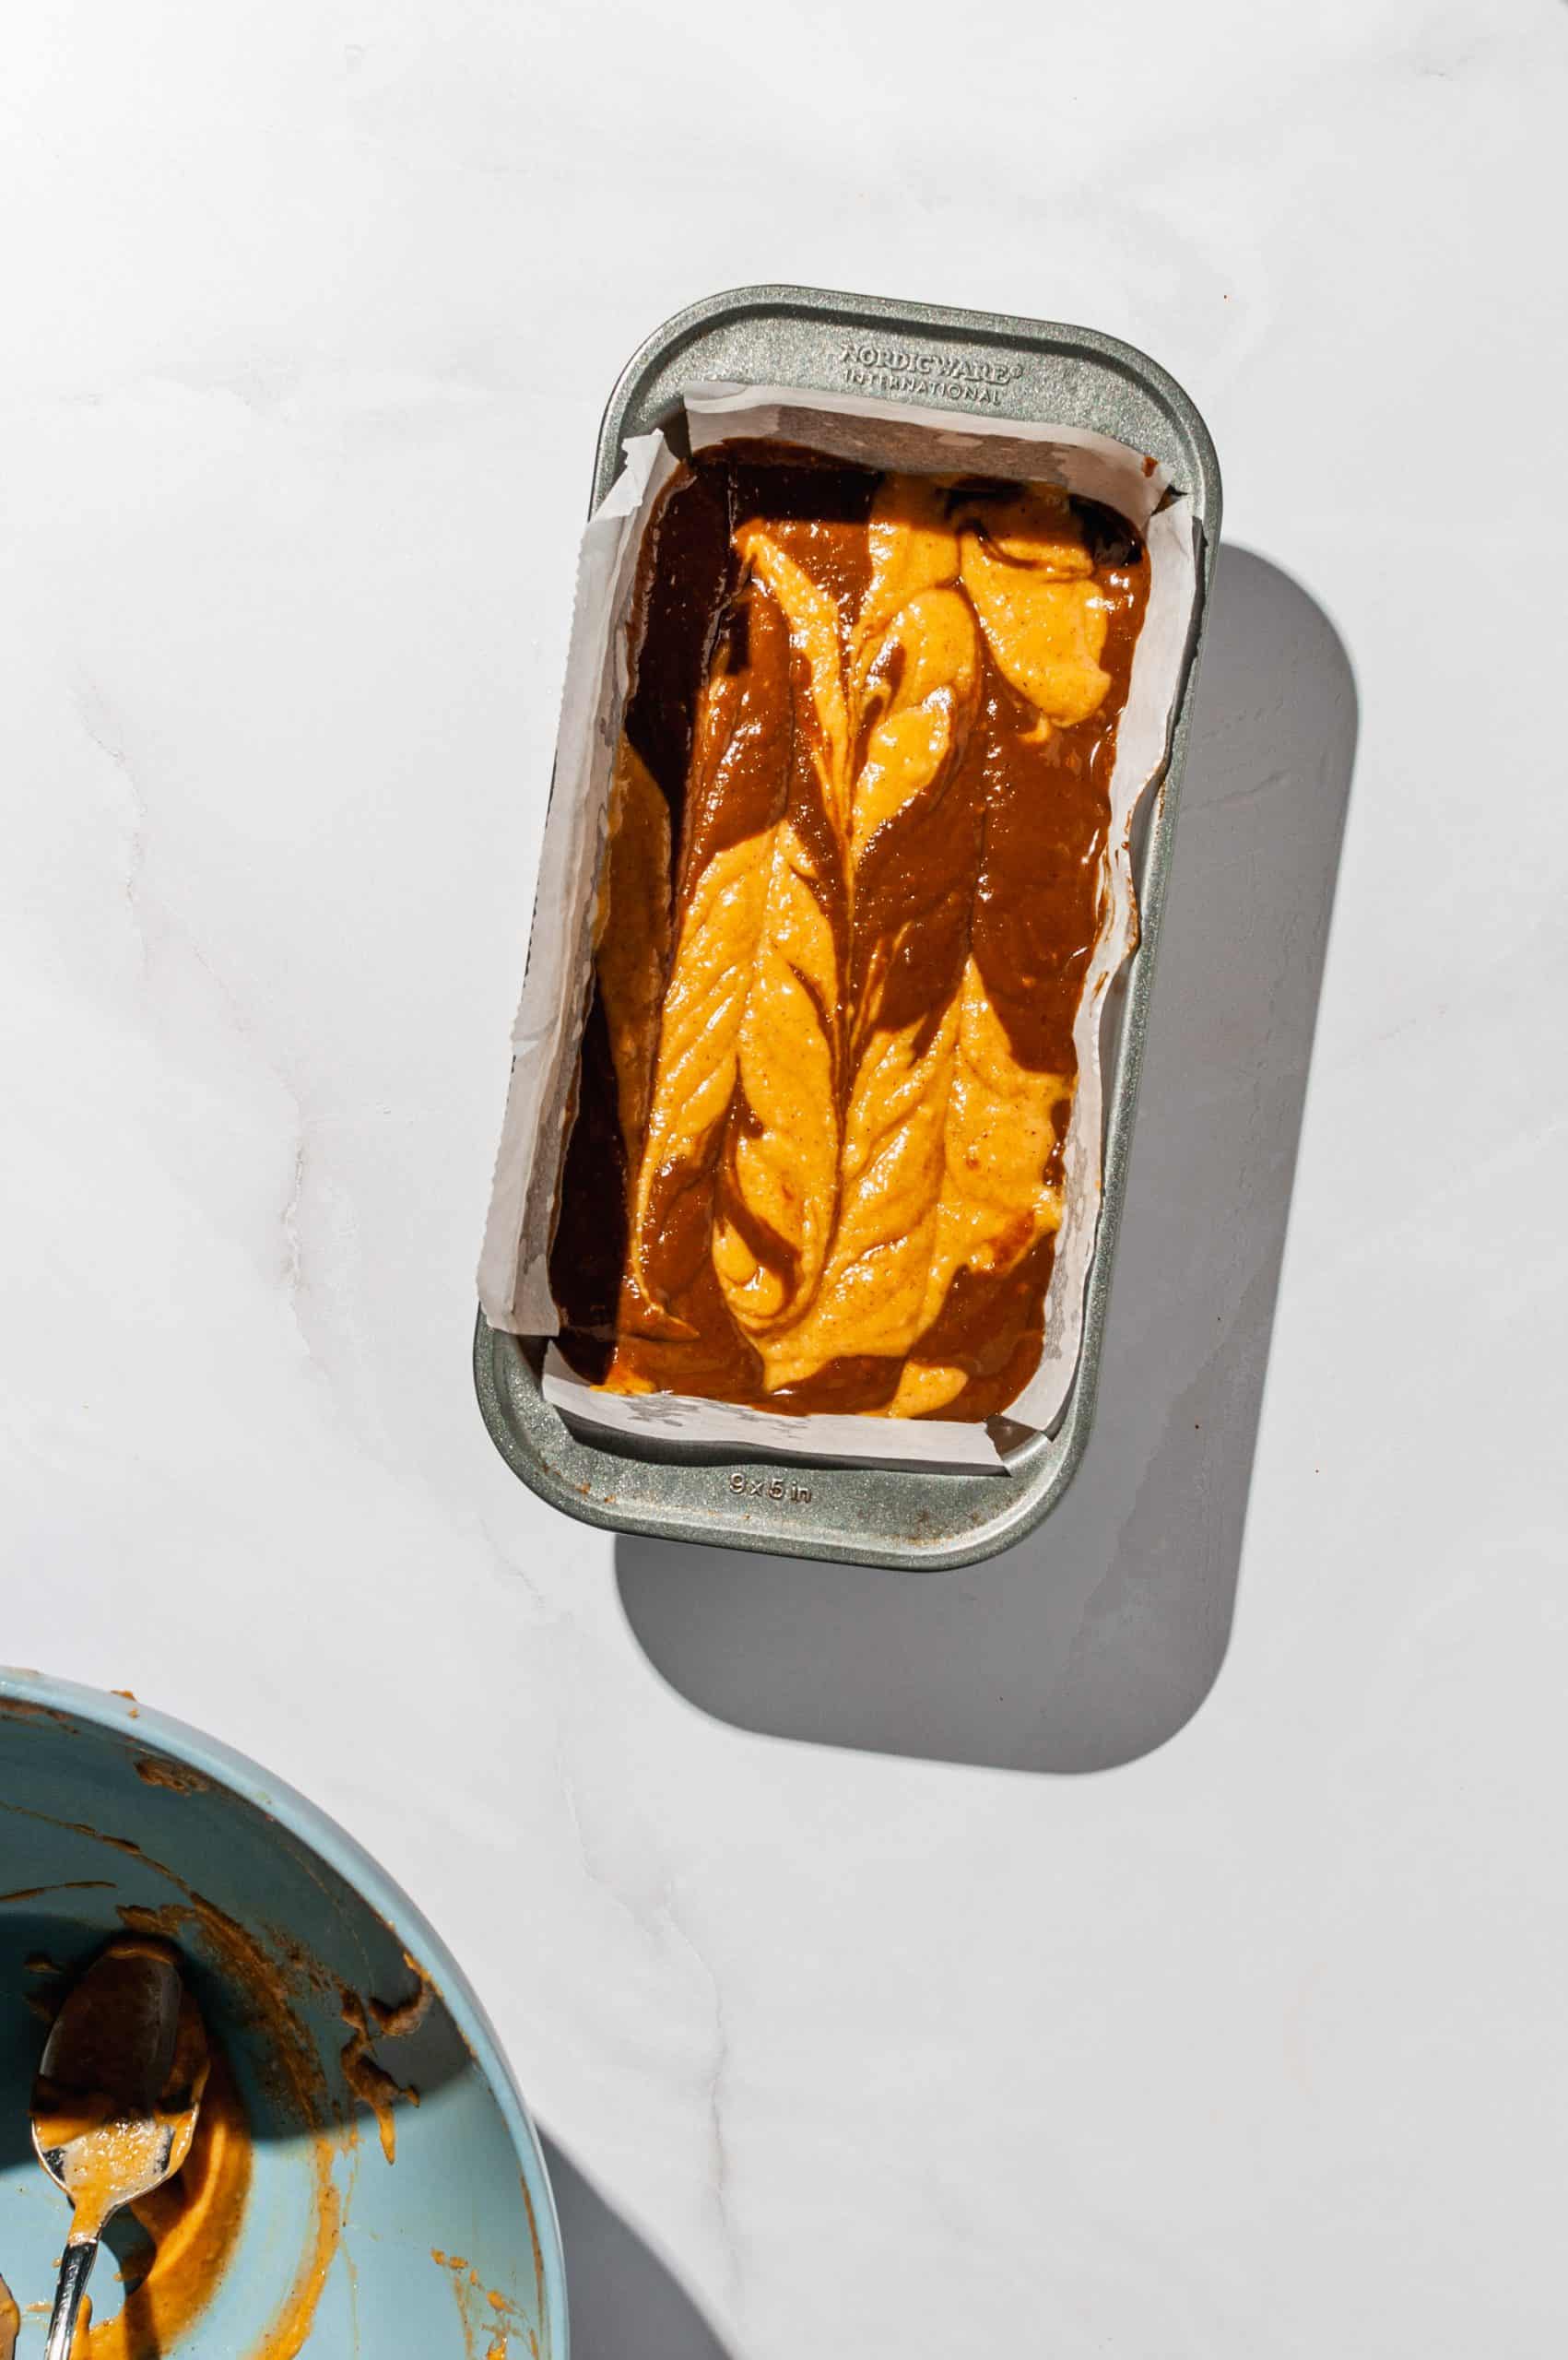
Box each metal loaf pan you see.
[475,283,1221,1570]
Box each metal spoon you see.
[31,1937,209,2360]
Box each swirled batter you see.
[551,444,1149,1420]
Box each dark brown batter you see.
[550,443,1149,1421]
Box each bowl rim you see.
[0,1661,570,2357]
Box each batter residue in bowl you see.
[7,1822,355,2360]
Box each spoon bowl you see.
[30,1938,209,2360]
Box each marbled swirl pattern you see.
[553,451,1149,1418]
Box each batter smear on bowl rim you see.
[550,443,1150,1421]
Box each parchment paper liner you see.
[480,384,1200,1473]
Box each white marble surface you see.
[4,5,1566,2353]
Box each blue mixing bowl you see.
[0,1668,566,2357]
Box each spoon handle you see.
[43,2237,98,2360]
